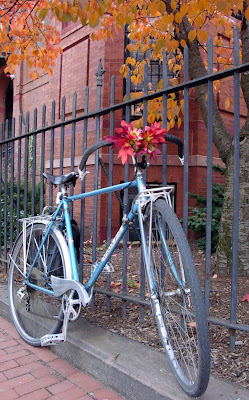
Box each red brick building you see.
[0,21,245,242]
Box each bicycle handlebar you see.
[78,140,113,172]
[164,134,183,159]
[78,134,183,173]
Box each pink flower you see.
[105,120,166,164]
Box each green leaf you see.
[89,15,100,28]
[126,15,133,25]
[131,5,137,15]
[155,38,166,53]
[39,8,48,21]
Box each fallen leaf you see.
[110,281,122,288]
[241,294,249,302]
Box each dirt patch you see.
[81,243,249,390]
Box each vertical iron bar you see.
[162,52,168,187]
[107,77,115,243]
[161,53,169,296]
[70,93,77,217]
[230,26,240,351]
[16,116,22,234]
[140,63,149,323]
[31,109,37,216]
[40,105,46,214]
[9,118,15,249]
[31,108,37,216]
[60,97,66,176]
[183,46,189,236]
[49,101,55,207]
[79,87,89,283]
[24,113,29,217]
[106,76,115,312]
[205,37,213,311]
[4,120,8,268]
[92,60,105,265]
[142,63,148,128]
[0,124,2,259]
[122,68,131,318]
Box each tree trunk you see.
[162,2,249,274]
[215,135,249,275]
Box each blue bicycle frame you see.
[25,171,147,297]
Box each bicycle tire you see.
[144,199,210,397]
[8,221,71,346]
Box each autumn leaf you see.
[188,322,196,328]
[89,14,99,28]
[171,0,177,11]
[188,30,197,42]
[38,8,48,21]
[197,29,208,43]
[225,97,231,110]
[241,294,249,302]
[245,8,249,21]
[175,13,182,24]
[110,281,122,288]
[0,0,246,96]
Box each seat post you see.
[61,185,67,196]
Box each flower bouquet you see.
[105,120,166,164]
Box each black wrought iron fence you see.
[0,28,248,350]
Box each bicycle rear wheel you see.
[8,222,71,346]
[144,199,210,397]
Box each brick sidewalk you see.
[0,316,125,400]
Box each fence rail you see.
[0,28,248,350]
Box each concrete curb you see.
[0,284,248,400]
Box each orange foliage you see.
[0,0,248,118]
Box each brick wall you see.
[4,21,244,243]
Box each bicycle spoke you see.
[9,222,66,345]
[144,199,210,396]
[9,254,27,278]
[34,236,46,271]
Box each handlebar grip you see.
[78,140,113,172]
[164,134,183,159]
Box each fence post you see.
[162,52,168,187]
[91,59,105,308]
[0,124,2,261]
[9,118,15,249]
[230,25,240,351]
[183,46,189,236]
[24,112,29,217]
[105,75,115,312]
[205,37,214,312]
[40,105,46,214]
[79,87,89,283]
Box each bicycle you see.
[8,133,210,397]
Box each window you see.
[124,27,175,94]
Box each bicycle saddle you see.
[43,171,78,186]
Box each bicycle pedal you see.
[41,333,65,346]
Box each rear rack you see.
[19,206,62,225]
[135,185,175,210]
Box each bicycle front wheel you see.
[8,222,71,346]
[144,199,210,397]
